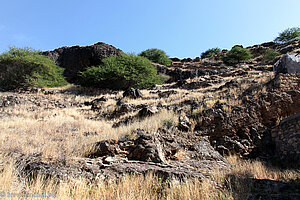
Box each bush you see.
[223,46,252,64]
[0,47,68,91]
[201,48,221,59]
[78,54,162,90]
[274,27,300,42]
[262,48,280,61]
[139,48,172,65]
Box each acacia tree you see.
[274,27,300,42]
[201,48,221,59]
[139,48,172,65]
[223,46,252,64]
[78,54,162,90]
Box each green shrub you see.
[201,48,221,59]
[274,27,300,42]
[223,46,252,64]
[0,47,68,91]
[262,48,280,61]
[139,48,172,65]
[78,54,162,90]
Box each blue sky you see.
[0,0,299,58]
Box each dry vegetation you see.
[1,69,298,199]
[0,154,299,200]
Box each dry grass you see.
[0,155,298,200]
[0,102,177,162]
[0,70,288,199]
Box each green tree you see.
[201,48,221,59]
[78,54,162,90]
[139,48,172,65]
[223,46,252,64]
[262,48,280,61]
[0,47,68,91]
[274,27,300,42]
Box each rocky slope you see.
[0,40,299,199]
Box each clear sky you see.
[0,0,300,58]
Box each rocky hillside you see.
[0,40,299,199]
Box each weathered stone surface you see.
[42,42,123,82]
[138,106,158,118]
[273,53,300,75]
[123,88,143,99]
[10,130,230,182]
[84,96,107,110]
[178,116,191,132]
[128,132,166,163]
[272,112,300,163]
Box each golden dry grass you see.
[0,70,285,199]
[0,155,299,200]
[0,102,177,162]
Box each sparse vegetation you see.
[201,47,221,59]
[223,46,252,64]
[78,54,162,90]
[274,27,300,42]
[262,48,280,61]
[0,36,299,200]
[0,47,68,91]
[139,48,172,65]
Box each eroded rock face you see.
[272,113,300,163]
[273,53,300,75]
[192,74,300,157]
[42,42,123,82]
[11,130,229,182]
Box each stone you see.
[178,116,191,132]
[273,53,300,75]
[85,96,107,109]
[123,88,143,99]
[138,106,158,118]
[192,140,226,161]
[158,90,178,98]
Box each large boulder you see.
[42,42,123,82]
[273,53,300,75]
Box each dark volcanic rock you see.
[84,96,107,110]
[123,88,143,99]
[138,106,158,118]
[273,53,300,75]
[42,42,123,82]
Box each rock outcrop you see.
[11,130,229,182]
[272,112,300,163]
[273,53,300,75]
[42,42,123,82]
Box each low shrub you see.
[0,47,68,91]
[139,48,172,65]
[201,48,221,59]
[78,54,162,90]
[223,46,252,64]
[262,48,280,61]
